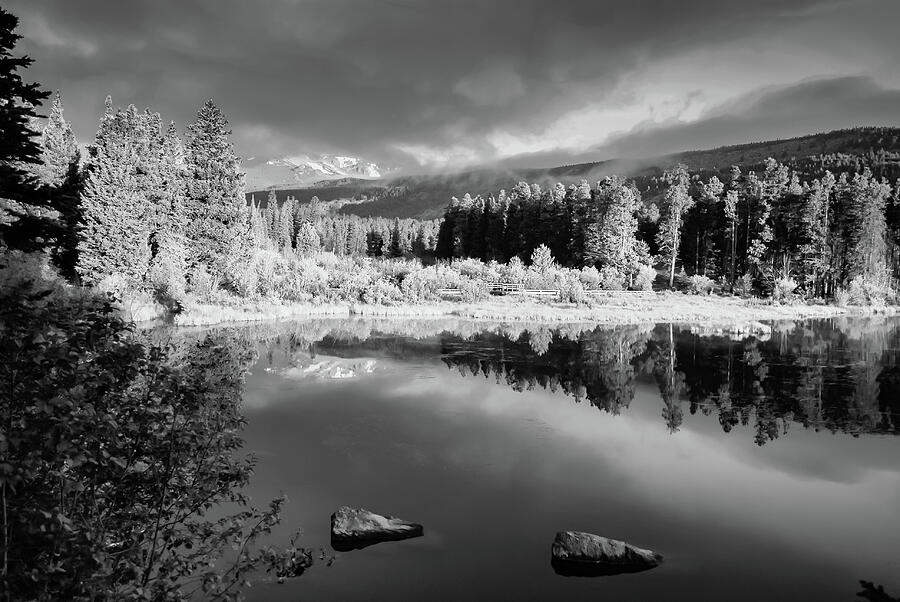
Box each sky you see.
[8,0,900,173]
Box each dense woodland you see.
[436,156,900,300]
[249,191,440,259]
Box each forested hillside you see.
[246,127,900,221]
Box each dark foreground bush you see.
[0,255,304,600]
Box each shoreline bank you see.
[132,292,900,329]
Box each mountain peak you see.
[246,153,382,189]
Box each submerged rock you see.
[551,531,662,576]
[330,506,424,551]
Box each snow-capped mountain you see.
[243,153,382,190]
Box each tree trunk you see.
[730,221,737,292]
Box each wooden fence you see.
[438,283,659,298]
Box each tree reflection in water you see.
[431,318,900,444]
[244,316,899,445]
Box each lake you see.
[201,316,900,601]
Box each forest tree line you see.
[437,157,900,299]
[248,191,440,259]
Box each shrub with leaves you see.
[187,264,220,302]
[362,278,404,305]
[598,265,626,290]
[833,287,850,307]
[735,273,754,297]
[399,266,445,303]
[0,258,306,600]
[558,272,587,304]
[501,256,528,284]
[772,276,798,302]
[847,275,893,306]
[450,257,488,280]
[460,278,490,303]
[688,274,715,295]
[634,264,656,291]
[578,265,601,289]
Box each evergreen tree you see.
[797,177,830,294]
[76,104,153,284]
[333,219,349,256]
[723,167,742,289]
[366,230,384,257]
[295,221,321,255]
[530,243,555,273]
[388,218,403,258]
[32,91,83,277]
[183,100,248,272]
[747,158,786,271]
[155,121,187,236]
[844,169,891,283]
[453,193,474,257]
[0,8,55,253]
[264,192,278,240]
[588,176,642,278]
[33,91,79,187]
[656,164,693,289]
[411,224,428,257]
[436,196,459,258]
[278,197,294,252]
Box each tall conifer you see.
[183,100,248,271]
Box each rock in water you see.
[551,531,662,576]
[330,506,424,551]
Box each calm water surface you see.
[217,317,900,601]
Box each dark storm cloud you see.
[507,75,900,168]
[609,76,900,156]
[7,0,900,170]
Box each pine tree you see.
[0,8,55,253]
[155,121,187,236]
[295,221,321,255]
[76,103,153,284]
[844,169,891,283]
[453,193,474,257]
[591,176,643,280]
[530,244,555,273]
[746,158,786,271]
[183,100,248,272]
[656,164,693,289]
[797,177,830,294]
[411,224,428,257]
[388,218,403,258]
[33,91,79,187]
[31,91,83,277]
[723,167,743,290]
[696,175,724,277]
[278,197,294,252]
[264,192,278,240]
[365,230,384,257]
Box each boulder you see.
[330,506,424,551]
[551,531,662,576]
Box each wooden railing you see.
[432,283,660,298]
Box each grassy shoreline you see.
[132,291,900,329]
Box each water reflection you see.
[438,318,900,444]
[224,315,900,602]
[230,316,900,445]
